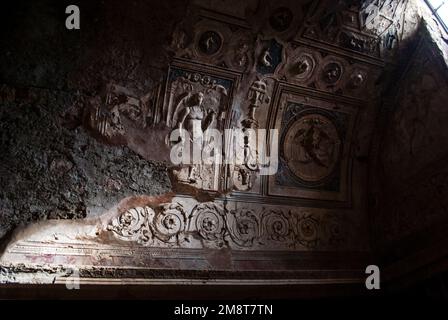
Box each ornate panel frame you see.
[162,58,242,192]
[266,85,357,203]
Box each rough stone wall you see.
[0,0,191,239]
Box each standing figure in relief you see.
[175,92,216,182]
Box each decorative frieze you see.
[106,201,347,250]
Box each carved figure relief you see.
[164,63,238,191]
[88,84,144,139]
[198,31,223,55]
[347,67,368,90]
[284,47,320,86]
[359,0,418,58]
[283,114,341,183]
[232,166,253,191]
[188,20,232,64]
[269,91,355,202]
[165,67,232,129]
[339,31,378,55]
[316,56,348,92]
[322,62,343,85]
[225,31,254,71]
[256,39,284,75]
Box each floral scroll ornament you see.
[190,203,226,244]
[106,202,347,250]
[107,207,154,245]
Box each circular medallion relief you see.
[283,114,341,183]
[321,62,342,85]
[198,31,222,56]
[269,7,294,32]
[288,53,315,82]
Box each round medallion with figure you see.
[198,31,222,56]
[283,114,341,183]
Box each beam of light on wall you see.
[425,0,448,32]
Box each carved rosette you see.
[151,203,188,244]
[107,207,154,245]
[226,209,261,248]
[261,209,291,243]
[190,203,225,242]
[283,47,320,86]
[316,56,348,92]
[346,65,368,91]
[294,214,320,248]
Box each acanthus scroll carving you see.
[107,203,188,247]
[106,201,347,250]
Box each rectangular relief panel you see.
[268,87,357,203]
[162,59,241,192]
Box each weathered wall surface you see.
[369,17,448,272]
[0,0,190,238]
[3,0,445,289]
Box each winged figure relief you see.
[292,121,336,168]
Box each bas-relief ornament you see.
[282,46,374,95]
[361,0,405,35]
[269,90,355,202]
[164,66,233,129]
[341,8,360,29]
[346,66,369,92]
[169,20,233,66]
[224,30,255,72]
[197,31,223,56]
[338,31,379,56]
[228,76,274,193]
[247,0,306,40]
[164,64,236,191]
[316,56,348,92]
[106,200,348,250]
[283,47,320,86]
[191,21,231,64]
[0,197,365,285]
[107,203,188,246]
[360,0,419,58]
[269,7,294,33]
[170,19,257,73]
[241,78,271,129]
[282,113,341,183]
[302,0,351,44]
[299,1,420,58]
[255,38,285,76]
[86,3,379,200]
[88,85,126,139]
[232,166,254,191]
[87,82,165,140]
